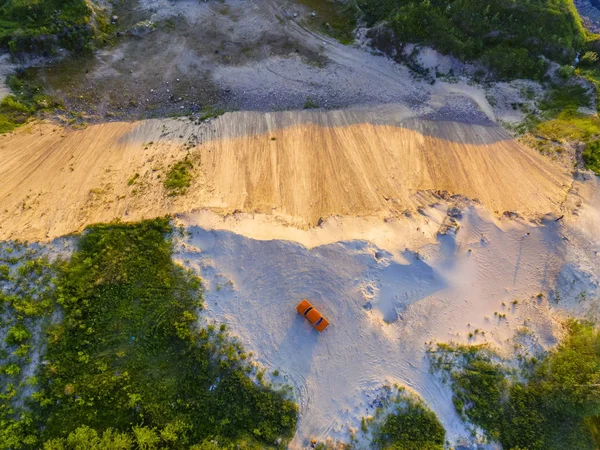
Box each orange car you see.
[296,299,329,332]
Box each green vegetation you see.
[0,219,297,448]
[583,140,600,175]
[164,156,194,196]
[0,0,110,54]
[353,385,445,450]
[198,106,226,122]
[358,0,586,80]
[372,397,445,450]
[520,79,600,174]
[0,241,61,449]
[431,321,600,449]
[0,71,61,134]
[303,97,319,109]
[296,0,357,45]
[127,173,140,186]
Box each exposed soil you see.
[0,107,572,241]
[13,0,508,125]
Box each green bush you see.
[433,321,600,449]
[372,397,445,450]
[583,140,600,175]
[30,219,297,448]
[164,156,194,195]
[0,0,103,54]
[5,323,31,346]
[580,52,599,68]
[0,72,61,134]
[558,65,575,80]
[357,0,586,80]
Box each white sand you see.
[174,197,595,447]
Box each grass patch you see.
[198,105,226,122]
[431,320,600,449]
[535,112,600,143]
[0,70,62,134]
[164,156,194,196]
[538,83,592,115]
[357,0,586,80]
[0,219,297,448]
[514,78,600,174]
[297,0,358,45]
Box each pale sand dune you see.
[0,107,571,241]
[175,206,570,448]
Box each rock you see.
[447,207,462,218]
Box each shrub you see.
[0,0,105,54]
[583,140,600,175]
[359,0,586,81]
[433,320,600,450]
[303,97,319,109]
[580,52,599,68]
[372,397,445,450]
[6,323,31,346]
[558,65,575,80]
[34,219,297,447]
[164,156,194,195]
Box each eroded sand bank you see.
[0,107,571,241]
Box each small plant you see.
[272,370,280,377]
[198,105,226,122]
[127,173,140,186]
[557,65,575,80]
[6,323,31,346]
[580,51,599,68]
[303,97,319,109]
[164,155,193,195]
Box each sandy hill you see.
[0,107,571,241]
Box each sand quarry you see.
[1,0,600,446]
[1,105,600,447]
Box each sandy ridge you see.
[0,107,571,241]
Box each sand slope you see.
[0,108,571,240]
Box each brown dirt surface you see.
[0,108,572,241]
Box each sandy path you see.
[0,107,570,241]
